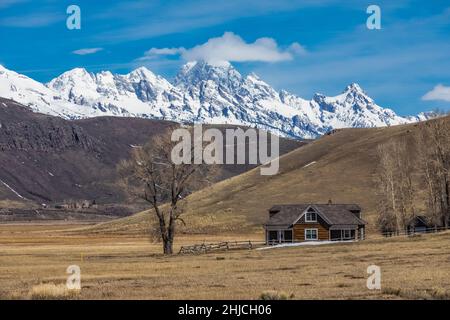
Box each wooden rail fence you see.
[179,240,264,255]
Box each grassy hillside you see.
[81,118,448,236]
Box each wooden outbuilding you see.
[407,216,431,234]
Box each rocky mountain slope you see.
[0,97,173,204]
[0,62,430,139]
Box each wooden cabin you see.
[264,204,367,244]
[407,216,431,234]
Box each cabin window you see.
[343,229,351,239]
[268,231,278,243]
[283,230,293,242]
[305,229,318,240]
[305,211,317,222]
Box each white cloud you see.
[422,84,450,102]
[141,32,305,65]
[72,48,104,56]
[146,47,184,56]
[288,42,307,56]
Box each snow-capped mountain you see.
[0,65,97,119]
[0,61,428,139]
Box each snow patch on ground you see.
[0,180,27,200]
[257,240,355,250]
[302,161,317,168]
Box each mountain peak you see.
[179,61,198,73]
[65,67,90,76]
[129,66,152,75]
[174,60,242,89]
[313,92,326,101]
[344,83,364,94]
[47,68,94,90]
[128,66,157,80]
[179,60,235,74]
[50,68,93,83]
[188,60,232,68]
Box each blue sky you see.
[0,0,449,115]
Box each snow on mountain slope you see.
[0,65,96,119]
[0,62,427,139]
[171,61,421,138]
[47,67,185,119]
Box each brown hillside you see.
[84,117,449,236]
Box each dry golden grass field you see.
[1,223,449,300]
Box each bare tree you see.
[417,119,450,228]
[375,139,416,234]
[376,143,397,235]
[119,127,215,254]
[376,117,450,234]
[398,140,416,232]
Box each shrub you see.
[259,290,294,300]
[428,287,450,300]
[383,286,450,300]
[382,287,401,297]
[28,283,80,300]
